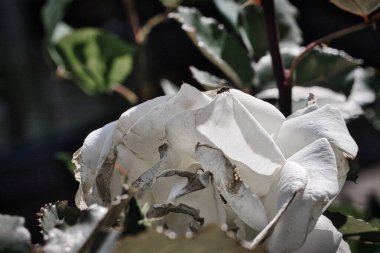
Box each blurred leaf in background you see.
[55,151,76,175]
[55,29,135,95]
[0,214,31,253]
[42,0,137,102]
[214,0,301,60]
[169,6,254,87]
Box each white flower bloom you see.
[73,84,357,253]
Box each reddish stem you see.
[262,0,291,116]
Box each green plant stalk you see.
[261,0,292,116]
[287,11,380,86]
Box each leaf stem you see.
[262,0,291,116]
[287,11,380,86]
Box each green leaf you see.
[347,239,380,253]
[43,192,132,253]
[41,0,72,40]
[238,3,267,59]
[325,210,380,243]
[37,200,80,235]
[115,225,265,253]
[43,205,108,253]
[254,46,361,93]
[330,0,380,20]
[0,214,31,253]
[55,151,76,175]
[295,47,361,92]
[242,0,302,60]
[328,203,366,220]
[170,7,254,87]
[42,0,73,66]
[212,0,241,31]
[190,66,228,89]
[55,28,135,95]
[254,47,300,90]
[213,0,302,60]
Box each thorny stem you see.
[287,11,380,86]
[261,0,291,116]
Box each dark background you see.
[0,0,380,243]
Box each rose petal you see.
[261,161,307,223]
[275,104,358,159]
[163,181,221,234]
[257,86,363,120]
[266,138,339,253]
[73,95,171,208]
[122,84,212,166]
[293,215,349,253]
[166,93,286,196]
[195,144,268,231]
[73,122,117,208]
[139,157,221,236]
[228,89,285,135]
[100,95,172,173]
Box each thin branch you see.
[112,84,138,104]
[137,14,166,44]
[122,0,142,44]
[262,0,291,116]
[287,11,380,86]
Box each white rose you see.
[73,84,357,253]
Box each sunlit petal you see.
[275,105,358,159]
[266,138,339,252]
[294,215,349,253]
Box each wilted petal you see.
[195,144,268,231]
[166,93,285,196]
[275,104,358,159]
[114,95,172,141]
[294,215,350,253]
[162,181,222,235]
[141,158,222,236]
[266,138,339,253]
[123,84,212,166]
[100,94,171,174]
[133,145,183,203]
[73,122,117,208]
[74,95,171,208]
